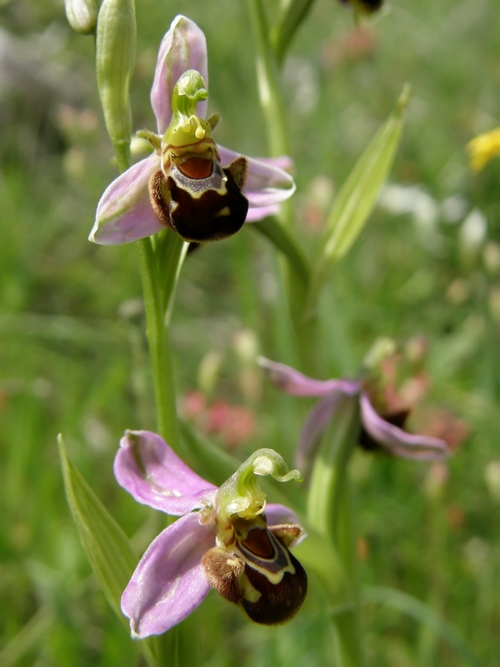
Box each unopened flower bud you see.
[96,0,136,168]
[64,0,98,35]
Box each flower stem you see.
[248,0,319,375]
[307,395,365,667]
[248,0,289,159]
[250,217,311,287]
[137,236,181,451]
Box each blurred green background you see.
[1,0,500,665]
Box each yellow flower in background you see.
[467,128,500,172]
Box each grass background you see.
[1,0,499,665]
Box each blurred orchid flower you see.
[90,15,295,245]
[115,430,307,638]
[259,355,449,466]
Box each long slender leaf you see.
[307,85,410,313]
[57,435,158,666]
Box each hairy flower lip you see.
[115,430,305,637]
[90,15,295,245]
[259,357,449,464]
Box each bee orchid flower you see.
[90,15,295,245]
[115,430,307,638]
[259,356,449,466]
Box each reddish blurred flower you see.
[181,391,256,449]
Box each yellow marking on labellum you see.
[240,573,261,603]
[215,207,231,218]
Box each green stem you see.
[248,0,320,374]
[331,607,365,667]
[248,0,289,159]
[307,395,365,667]
[417,476,447,664]
[137,236,181,451]
[250,217,311,287]
[114,140,182,451]
[271,0,315,64]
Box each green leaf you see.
[307,85,410,313]
[364,586,484,667]
[57,435,158,666]
[270,0,315,64]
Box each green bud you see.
[96,0,136,169]
[216,448,302,523]
[64,0,98,35]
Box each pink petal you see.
[122,513,214,637]
[245,204,281,222]
[265,503,301,526]
[90,155,164,245]
[114,430,217,515]
[259,357,361,397]
[217,146,296,213]
[359,393,449,460]
[266,504,306,547]
[256,155,294,171]
[296,394,343,469]
[151,16,209,135]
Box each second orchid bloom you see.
[115,431,307,638]
[90,16,295,245]
[259,349,449,466]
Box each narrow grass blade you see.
[364,585,483,667]
[0,605,53,667]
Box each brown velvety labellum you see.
[241,551,308,625]
[202,547,245,604]
[166,165,249,242]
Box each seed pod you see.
[64,0,98,35]
[96,0,136,166]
